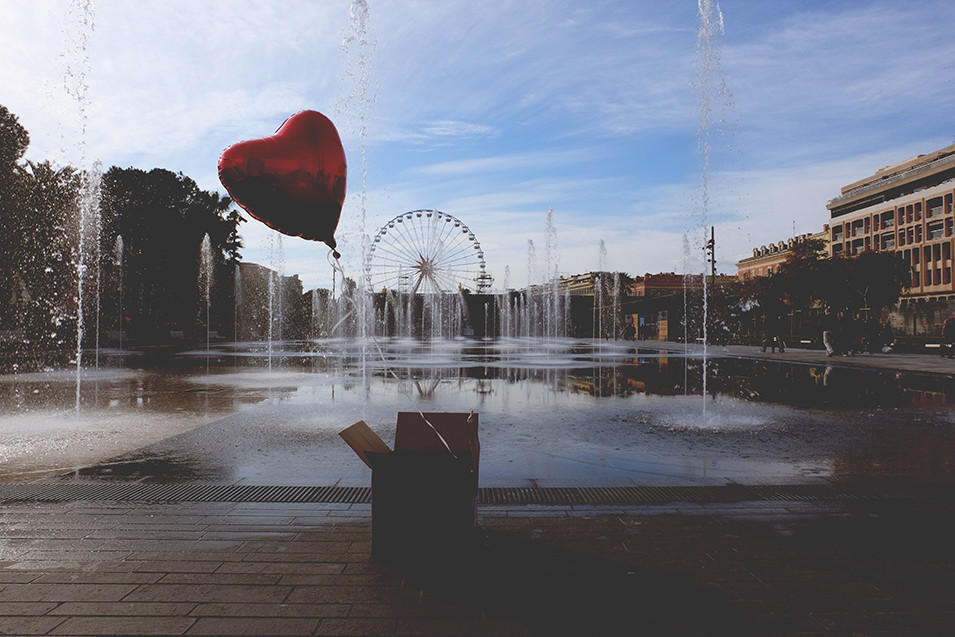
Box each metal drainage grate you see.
[0,482,927,506]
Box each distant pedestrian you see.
[822,312,838,357]
[760,311,785,353]
[838,312,861,356]
[942,315,955,359]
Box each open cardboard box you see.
[340,412,479,561]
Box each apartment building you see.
[735,230,829,281]
[826,144,955,302]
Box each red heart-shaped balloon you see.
[218,110,347,253]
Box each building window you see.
[915,202,922,221]
[928,220,945,240]
[832,226,843,241]
[881,232,895,249]
[881,210,894,228]
[947,217,953,237]
[916,225,922,243]
[928,197,943,217]
[898,230,905,246]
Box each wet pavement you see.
[0,342,953,635]
[652,338,955,375]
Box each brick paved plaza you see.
[1,487,954,636]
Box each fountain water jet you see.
[199,234,213,354]
[113,235,123,352]
[266,234,286,372]
[59,0,100,410]
[692,0,735,418]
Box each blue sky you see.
[3,0,955,290]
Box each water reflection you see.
[3,344,951,414]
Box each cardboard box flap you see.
[395,412,479,473]
[339,420,391,469]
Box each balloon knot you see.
[332,250,341,260]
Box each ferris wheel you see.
[365,209,492,294]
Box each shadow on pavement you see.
[390,528,752,636]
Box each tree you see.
[842,251,911,315]
[1,105,83,361]
[1,161,81,356]
[100,167,244,340]
[0,105,29,168]
[739,239,911,346]
[775,237,827,309]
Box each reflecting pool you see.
[1,338,953,486]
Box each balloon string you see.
[326,248,458,460]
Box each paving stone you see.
[199,531,298,541]
[130,561,223,574]
[122,583,292,604]
[3,559,147,573]
[15,551,135,565]
[0,582,138,602]
[124,551,244,564]
[189,601,350,618]
[0,571,41,583]
[50,615,196,635]
[48,601,198,616]
[236,539,354,554]
[158,572,282,586]
[184,616,318,635]
[0,601,60,615]
[213,560,346,576]
[0,615,69,635]
[31,572,163,585]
